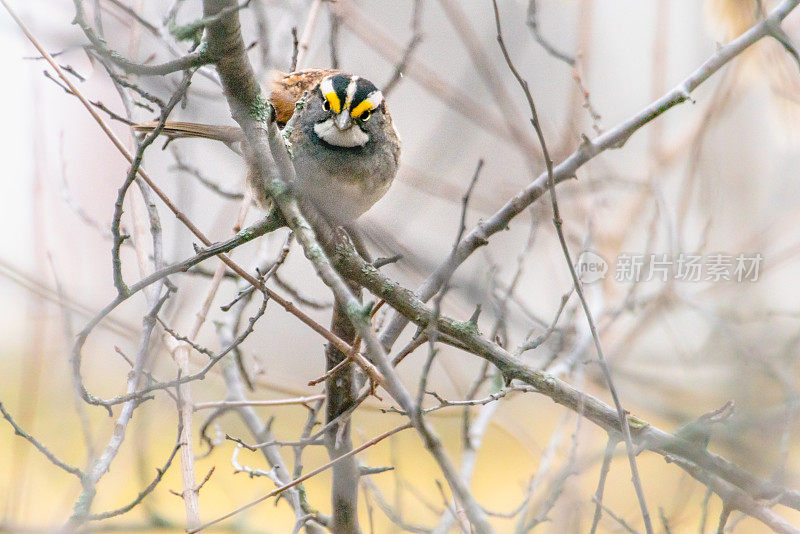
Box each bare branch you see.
[0,403,83,478]
[189,423,413,533]
[87,427,182,521]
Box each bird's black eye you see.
[323,99,331,111]
[361,109,372,122]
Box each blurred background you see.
[1,0,800,532]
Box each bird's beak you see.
[335,109,352,130]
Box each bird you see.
[134,69,401,225]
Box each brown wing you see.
[132,70,339,145]
[269,69,340,127]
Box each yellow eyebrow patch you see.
[350,100,373,119]
[325,92,341,114]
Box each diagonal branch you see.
[0,402,84,479]
[325,233,800,525]
[378,0,800,349]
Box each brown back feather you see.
[133,69,341,140]
[268,68,339,126]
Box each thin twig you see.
[294,0,322,70]
[87,425,182,520]
[383,0,424,97]
[0,403,83,478]
[194,396,325,411]
[492,3,654,531]
[589,438,618,534]
[526,0,575,66]
[188,423,413,533]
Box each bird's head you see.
[311,73,385,148]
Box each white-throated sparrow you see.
[135,69,401,224]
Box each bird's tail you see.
[133,121,244,145]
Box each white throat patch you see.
[314,118,369,148]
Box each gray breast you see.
[288,114,400,224]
